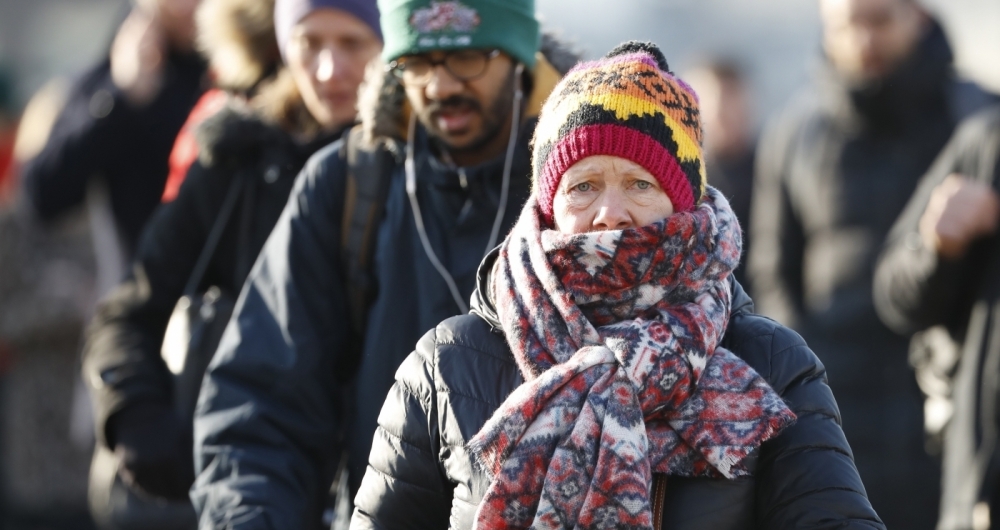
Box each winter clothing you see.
[747,21,995,529]
[196,0,280,93]
[275,0,382,57]
[470,188,793,529]
[379,0,540,68]
[533,42,705,220]
[82,101,340,488]
[191,36,577,530]
[874,106,1000,530]
[163,89,229,203]
[165,0,284,203]
[350,252,884,529]
[20,50,206,255]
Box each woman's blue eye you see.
[575,183,592,192]
[635,180,652,190]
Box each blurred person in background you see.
[190,0,580,526]
[0,68,16,202]
[874,106,1000,530]
[80,0,381,527]
[749,0,996,527]
[19,0,206,263]
[686,59,757,289]
[0,77,98,529]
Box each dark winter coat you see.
[706,148,755,289]
[82,102,339,451]
[21,50,205,253]
[747,22,994,528]
[350,257,885,530]
[191,42,579,530]
[874,106,1000,530]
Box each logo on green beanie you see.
[381,0,540,68]
[411,1,480,34]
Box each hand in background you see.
[110,9,166,107]
[110,401,195,501]
[920,173,1000,260]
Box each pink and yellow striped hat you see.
[532,41,706,222]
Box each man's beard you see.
[421,67,518,156]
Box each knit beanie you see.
[274,0,382,61]
[378,0,540,69]
[532,41,707,222]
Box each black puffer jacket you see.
[351,256,885,530]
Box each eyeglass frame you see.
[387,49,502,86]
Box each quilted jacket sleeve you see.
[191,143,352,530]
[749,321,886,529]
[350,327,454,529]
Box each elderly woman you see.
[350,42,884,530]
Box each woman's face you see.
[552,155,675,234]
[285,9,381,131]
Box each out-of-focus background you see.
[3,0,999,124]
[0,0,998,529]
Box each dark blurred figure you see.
[0,68,15,202]
[748,0,996,527]
[81,0,380,527]
[687,59,757,288]
[20,0,206,259]
[0,78,98,530]
[875,107,1000,530]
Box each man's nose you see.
[316,48,336,82]
[424,65,463,100]
[592,191,633,231]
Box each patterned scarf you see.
[468,187,796,529]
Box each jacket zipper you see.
[652,474,667,530]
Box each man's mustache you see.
[427,96,482,115]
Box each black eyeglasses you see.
[388,49,501,86]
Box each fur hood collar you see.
[356,32,581,145]
[194,99,343,170]
[195,0,279,93]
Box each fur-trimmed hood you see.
[193,99,339,170]
[195,0,280,93]
[356,32,581,145]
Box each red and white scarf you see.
[468,187,796,529]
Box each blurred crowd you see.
[1,0,999,528]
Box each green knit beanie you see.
[379,0,540,68]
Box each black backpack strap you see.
[340,126,399,341]
[184,175,246,296]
